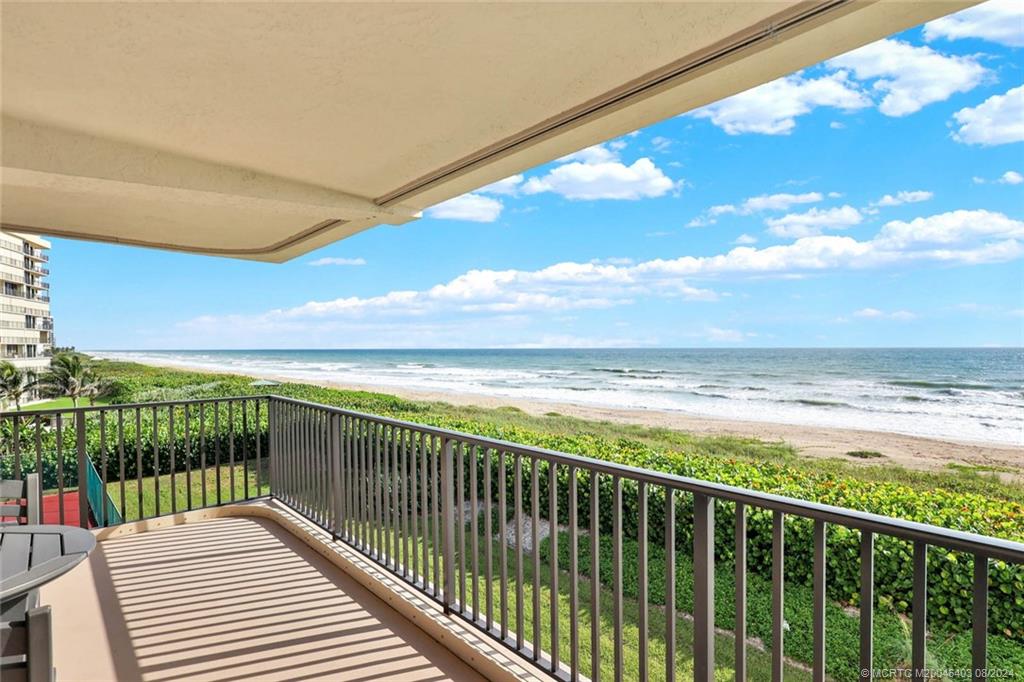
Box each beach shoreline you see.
[111,355,1024,478]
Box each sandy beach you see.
[122,357,1024,479]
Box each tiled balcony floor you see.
[39,516,485,681]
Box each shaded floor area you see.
[39,516,485,681]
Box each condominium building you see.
[0,229,52,379]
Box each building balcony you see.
[20,245,48,262]
[2,395,1020,682]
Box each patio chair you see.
[0,475,41,525]
[1,475,55,682]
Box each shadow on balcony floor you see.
[40,516,485,681]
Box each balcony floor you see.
[39,516,485,681]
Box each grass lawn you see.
[103,459,269,522]
[20,396,110,411]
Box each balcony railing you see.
[0,302,50,316]
[20,245,47,262]
[1,395,1021,681]
[0,254,46,275]
[2,319,55,331]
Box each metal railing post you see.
[440,437,456,614]
[268,397,277,498]
[693,492,715,682]
[75,410,89,528]
[330,413,343,539]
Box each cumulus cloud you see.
[425,193,504,222]
[307,257,366,267]
[522,157,676,200]
[827,39,988,117]
[872,190,934,207]
[875,209,1024,248]
[689,71,869,135]
[1000,171,1024,185]
[952,85,1024,146]
[733,234,758,245]
[923,0,1024,47]
[765,205,863,238]
[972,170,1024,185]
[557,144,620,164]
[478,174,525,196]
[688,192,824,226]
[854,308,917,321]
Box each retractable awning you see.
[0,1,975,261]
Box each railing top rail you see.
[0,394,270,418]
[270,394,1024,563]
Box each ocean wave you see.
[887,380,997,390]
[592,367,670,376]
[780,398,853,408]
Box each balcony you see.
[2,395,1021,682]
[20,246,47,262]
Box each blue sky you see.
[55,1,1023,350]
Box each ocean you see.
[89,348,1024,446]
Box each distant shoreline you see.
[101,354,1024,480]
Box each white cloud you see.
[426,193,504,222]
[873,190,934,207]
[972,170,1024,185]
[733,233,758,245]
[876,209,1024,248]
[522,157,676,200]
[650,136,673,152]
[951,85,1024,146]
[854,308,917,321]
[923,0,1024,47]
[689,192,824,226]
[765,205,863,238]
[830,121,846,130]
[689,71,870,135]
[557,143,620,164]
[827,39,988,117]
[478,174,525,196]
[307,257,366,267]
[742,192,824,213]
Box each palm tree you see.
[36,353,101,407]
[0,360,31,411]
